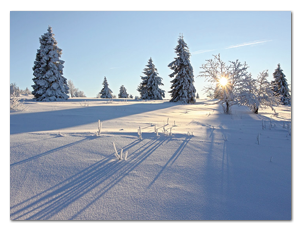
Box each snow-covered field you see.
[10,97,291,220]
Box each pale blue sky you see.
[10,11,291,98]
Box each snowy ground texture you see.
[10,97,291,220]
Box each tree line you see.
[199,54,290,114]
[29,26,290,114]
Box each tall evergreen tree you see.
[138,58,165,100]
[31,26,69,101]
[271,64,291,105]
[99,77,113,98]
[168,36,196,103]
[118,85,129,98]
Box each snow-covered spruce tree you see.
[118,85,129,98]
[138,58,165,100]
[271,64,291,105]
[168,36,196,103]
[32,26,69,101]
[99,77,113,98]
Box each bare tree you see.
[239,70,278,114]
[198,54,250,114]
[10,83,20,97]
[68,80,77,98]
[74,90,86,97]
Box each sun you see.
[219,77,228,86]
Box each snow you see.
[138,58,165,100]
[168,37,196,103]
[32,26,69,101]
[10,96,291,220]
[118,85,129,98]
[99,77,113,98]
[272,64,291,105]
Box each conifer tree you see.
[118,85,129,98]
[99,77,113,98]
[31,26,69,101]
[271,64,291,105]
[24,87,31,95]
[138,58,165,100]
[168,36,196,103]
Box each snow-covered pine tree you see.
[271,64,291,105]
[32,26,69,101]
[118,85,129,98]
[138,58,165,100]
[168,36,196,103]
[99,77,113,98]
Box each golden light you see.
[219,77,228,86]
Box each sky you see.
[10,11,291,98]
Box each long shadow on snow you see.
[193,107,290,220]
[10,102,178,135]
[10,134,58,150]
[147,135,193,189]
[10,136,93,167]
[10,136,171,220]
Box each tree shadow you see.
[10,134,57,150]
[10,102,178,135]
[10,136,94,168]
[10,136,171,220]
[147,136,193,189]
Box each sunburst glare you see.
[219,77,228,86]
